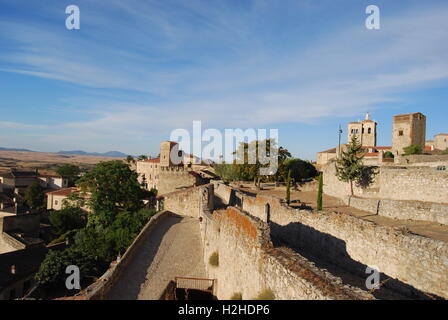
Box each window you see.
[399,130,404,136]
[362,128,364,134]
[55,200,58,205]
[368,128,372,134]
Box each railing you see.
[175,276,214,293]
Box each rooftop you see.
[139,157,161,163]
[46,187,77,196]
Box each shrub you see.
[316,173,323,211]
[209,251,219,267]
[403,144,422,156]
[255,288,275,300]
[285,170,291,205]
[231,292,242,300]
[383,151,394,159]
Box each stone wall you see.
[346,196,448,225]
[2,214,40,235]
[323,163,448,204]
[162,184,214,218]
[235,192,448,299]
[200,206,372,300]
[378,166,448,204]
[157,167,204,195]
[396,154,448,165]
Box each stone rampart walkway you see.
[107,213,206,300]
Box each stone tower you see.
[347,112,377,146]
[160,141,180,167]
[392,112,426,156]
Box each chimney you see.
[11,265,16,275]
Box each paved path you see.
[107,213,206,300]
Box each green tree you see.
[335,135,364,196]
[35,247,102,287]
[137,155,148,161]
[77,161,149,227]
[125,155,136,165]
[56,164,81,186]
[284,158,318,182]
[403,144,422,156]
[317,173,323,211]
[214,139,281,184]
[24,182,45,210]
[49,207,86,237]
[443,148,448,155]
[285,170,291,205]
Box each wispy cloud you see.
[0,1,448,155]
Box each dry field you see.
[0,150,124,173]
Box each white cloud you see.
[1,1,448,155]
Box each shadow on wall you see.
[270,221,442,300]
[107,213,183,300]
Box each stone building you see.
[434,134,448,151]
[347,112,377,147]
[392,112,426,156]
[136,141,208,195]
[0,243,65,300]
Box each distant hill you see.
[0,147,34,152]
[56,150,128,158]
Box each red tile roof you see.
[46,187,77,196]
[362,152,379,157]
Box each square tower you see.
[434,134,448,151]
[392,112,426,155]
[160,141,181,167]
[347,112,377,147]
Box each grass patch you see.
[230,292,242,300]
[209,251,219,267]
[254,289,275,300]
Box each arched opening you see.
[265,203,271,224]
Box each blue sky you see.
[0,0,447,160]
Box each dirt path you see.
[107,214,206,300]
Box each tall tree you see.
[285,170,291,205]
[284,158,318,182]
[125,155,136,165]
[24,182,45,210]
[335,135,365,196]
[317,173,323,211]
[56,164,81,187]
[77,160,151,227]
[49,207,86,237]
